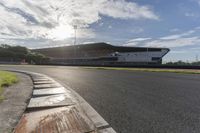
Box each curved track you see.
[1,65,200,133]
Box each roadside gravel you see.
[0,72,32,133]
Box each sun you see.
[49,24,74,40]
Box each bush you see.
[165,60,200,66]
[26,52,49,64]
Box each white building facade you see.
[112,48,169,64]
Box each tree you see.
[0,44,49,64]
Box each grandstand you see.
[33,42,170,65]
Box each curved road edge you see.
[7,69,116,133]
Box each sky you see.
[0,0,200,62]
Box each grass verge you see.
[84,67,200,74]
[0,71,18,102]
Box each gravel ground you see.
[0,73,32,133]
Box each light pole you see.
[74,25,77,46]
[73,25,77,63]
[146,47,149,65]
[196,54,199,62]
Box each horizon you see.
[0,0,200,62]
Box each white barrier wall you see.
[117,49,169,63]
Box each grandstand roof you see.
[34,42,169,52]
[33,42,169,58]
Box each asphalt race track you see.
[1,65,200,133]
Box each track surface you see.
[1,65,200,133]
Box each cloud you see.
[170,28,180,32]
[123,37,151,46]
[195,26,200,30]
[127,37,152,42]
[185,12,199,18]
[99,0,159,20]
[170,50,188,54]
[193,0,200,5]
[125,27,200,48]
[130,27,144,34]
[99,22,104,26]
[185,12,196,17]
[145,28,200,48]
[123,42,139,46]
[0,0,158,47]
[108,25,112,29]
[145,37,200,48]
[160,30,195,40]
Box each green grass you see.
[0,71,18,102]
[84,67,200,74]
